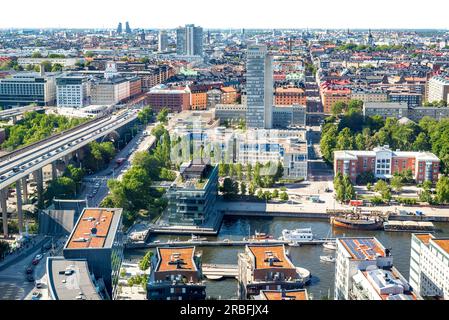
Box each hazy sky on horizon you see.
[1,0,448,30]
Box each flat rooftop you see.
[66,208,122,249]
[432,239,449,256]
[156,247,197,273]
[260,289,308,300]
[46,257,101,300]
[414,233,449,255]
[339,238,385,260]
[248,245,294,270]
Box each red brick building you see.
[146,85,190,113]
[275,87,306,106]
[334,146,440,184]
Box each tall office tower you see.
[117,22,123,34]
[176,24,203,56]
[125,21,132,34]
[158,30,168,52]
[246,44,273,129]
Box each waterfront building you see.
[334,145,440,184]
[254,289,309,300]
[147,247,206,300]
[428,76,449,103]
[147,84,191,113]
[246,44,273,129]
[334,237,419,300]
[63,208,124,299]
[56,75,90,108]
[238,244,304,300]
[158,30,168,53]
[409,233,449,299]
[166,163,218,226]
[0,72,57,107]
[46,257,105,300]
[176,24,203,56]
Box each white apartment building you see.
[427,76,449,103]
[334,237,395,300]
[56,75,90,108]
[351,268,418,300]
[409,233,449,299]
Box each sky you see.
[1,0,448,30]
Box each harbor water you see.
[125,217,449,300]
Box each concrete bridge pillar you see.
[15,180,23,234]
[1,189,8,238]
[34,168,44,208]
[21,176,28,204]
[52,161,58,180]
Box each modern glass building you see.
[246,44,273,129]
[166,163,218,226]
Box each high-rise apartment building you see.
[409,233,449,299]
[246,44,273,129]
[116,22,123,34]
[176,24,203,56]
[125,22,132,34]
[158,30,168,52]
[334,237,419,300]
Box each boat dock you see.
[202,264,238,280]
[125,238,334,249]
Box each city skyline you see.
[1,0,449,30]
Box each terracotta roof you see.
[248,245,294,270]
[156,247,196,272]
[220,86,236,93]
[432,239,449,256]
[415,233,433,245]
[66,209,115,249]
[261,289,308,300]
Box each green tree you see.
[248,183,256,196]
[156,108,169,124]
[280,192,289,201]
[436,176,449,204]
[374,180,391,201]
[222,178,238,199]
[138,106,153,125]
[391,175,403,194]
[139,251,153,271]
[272,189,279,198]
[240,182,247,195]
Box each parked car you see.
[32,254,43,265]
[35,281,43,289]
[26,274,35,282]
[26,267,33,274]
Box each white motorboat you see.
[281,228,314,242]
[323,242,337,251]
[320,255,336,263]
[296,267,311,284]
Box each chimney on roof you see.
[90,227,98,237]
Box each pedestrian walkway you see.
[0,235,50,272]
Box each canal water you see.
[125,217,449,300]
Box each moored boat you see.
[330,215,383,231]
[320,255,336,263]
[280,228,314,242]
[323,242,337,250]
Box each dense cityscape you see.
[0,16,449,307]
